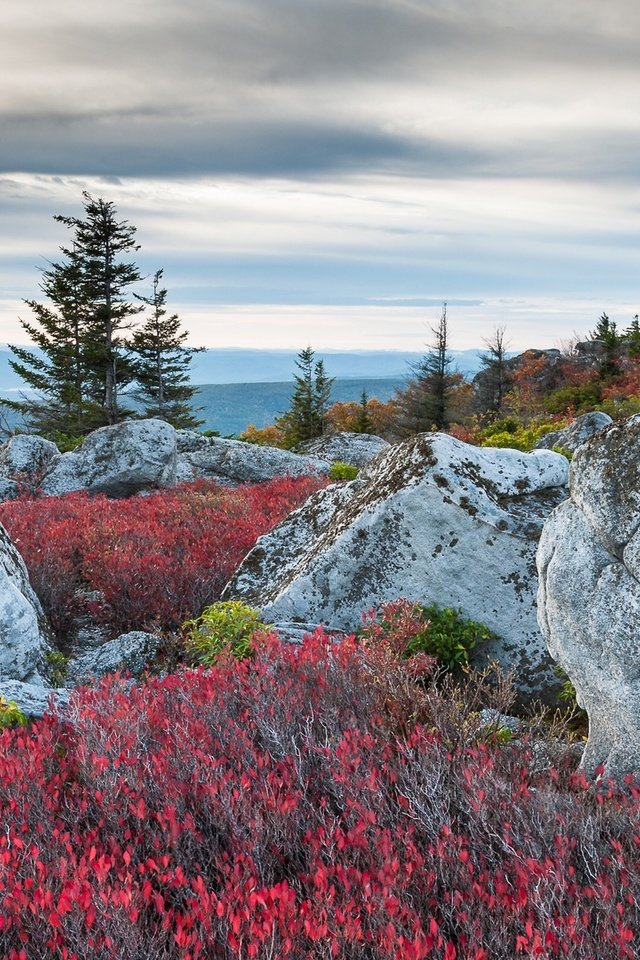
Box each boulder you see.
[0,680,69,719]
[0,478,19,503]
[534,411,613,454]
[0,434,60,480]
[40,419,177,498]
[66,631,162,684]
[297,432,390,467]
[225,433,569,701]
[537,414,640,778]
[175,431,330,485]
[0,523,52,683]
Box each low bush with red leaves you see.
[0,631,638,960]
[0,476,323,640]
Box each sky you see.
[1,0,640,353]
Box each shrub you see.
[0,475,325,641]
[328,461,359,482]
[183,600,269,666]
[359,599,495,672]
[0,633,636,958]
[479,418,564,452]
[0,696,27,730]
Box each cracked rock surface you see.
[225,432,569,702]
[538,414,640,778]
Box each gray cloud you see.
[3,0,640,183]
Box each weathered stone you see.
[67,631,162,684]
[297,432,390,467]
[176,431,330,485]
[41,419,177,498]
[537,414,640,778]
[225,433,569,701]
[0,680,69,719]
[0,523,52,683]
[0,478,19,503]
[0,434,60,480]
[534,411,613,454]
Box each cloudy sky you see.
[1,0,639,352]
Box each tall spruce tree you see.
[129,270,203,428]
[3,254,95,437]
[55,192,143,424]
[277,347,335,445]
[396,302,460,434]
[476,325,511,416]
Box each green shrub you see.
[46,431,84,453]
[0,697,27,730]
[359,601,496,673]
[551,445,573,461]
[183,600,270,667]
[329,461,359,482]
[45,650,70,686]
[404,605,496,672]
[479,418,565,453]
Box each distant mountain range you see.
[0,346,488,436]
[0,346,486,392]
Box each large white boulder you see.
[40,419,177,498]
[297,432,390,467]
[176,431,330,485]
[0,434,60,480]
[225,433,569,701]
[0,524,52,683]
[538,414,640,778]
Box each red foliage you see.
[0,633,638,958]
[0,476,324,638]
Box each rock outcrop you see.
[534,411,613,454]
[66,631,162,685]
[0,434,60,481]
[297,432,389,467]
[537,414,640,778]
[40,419,177,498]
[175,431,330,485]
[225,432,569,701]
[0,523,52,683]
[0,680,69,719]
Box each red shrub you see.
[0,633,637,959]
[0,476,324,638]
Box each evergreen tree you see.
[476,325,511,416]
[55,192,143,424]
[625,315,640,359]
[395,303,459,434]
[277,347,335,445]
[129,270,203,428]
[353,388,374,434]
[589,312,621,378]
[3,251,103,436]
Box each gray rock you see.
[66,631,162,684]
[0,523,52,683]
[0,478,19,503]
[41,419,177,498]
[537,414,640,778]
[534,411,613,453]
[0,434,60,480]
[0,680,69,719]
[297,432,390,468]
[175,431,330,485]
[225,432,569,702]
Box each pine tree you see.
[129,270,203,428]
[3,251,103,437]
[353,388,374,433]
[476,325,511,416]
[625,315,640,359]
[395,303,459,434]
[277,347,335,445]
[55,192,143,424]
[589,312,621,378]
